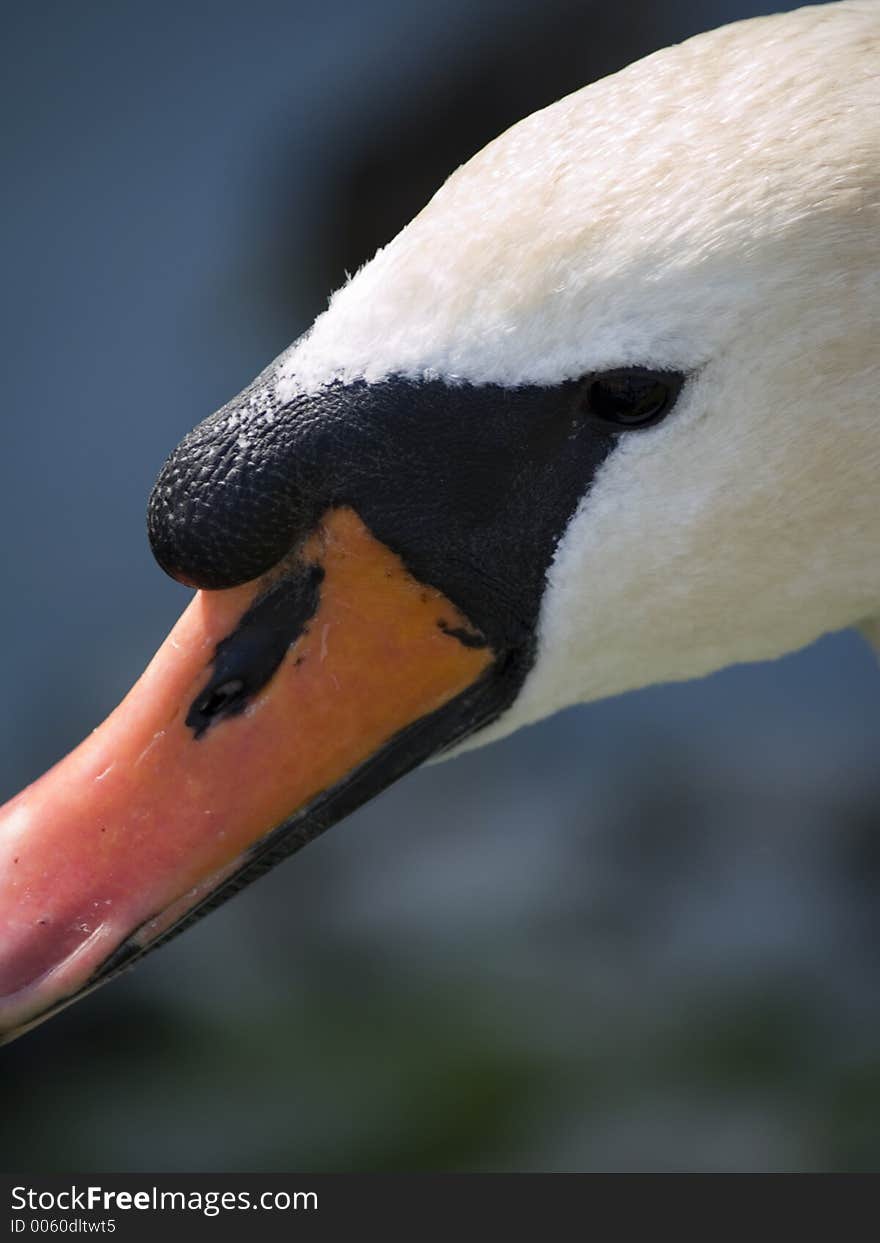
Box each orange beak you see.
[0,507,497,1042]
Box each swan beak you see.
[0,507,494,1042]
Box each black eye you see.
[581,367,685,430]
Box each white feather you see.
[266,1,878,743]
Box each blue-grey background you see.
[2,0,879,1172]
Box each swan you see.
[0,0,876,1043]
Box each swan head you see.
[0,1,877,1039]
[273,0,879,742]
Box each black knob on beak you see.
[148,384,325,589]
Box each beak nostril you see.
[185,560,325,739]
[196,679,246,720]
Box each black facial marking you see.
[186,561,324,738]
[148,373,652,659]
[13,366,688,1031]
[437,619,489,649]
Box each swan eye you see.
[582,368,684,430]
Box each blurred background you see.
[2,0,880,1173]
